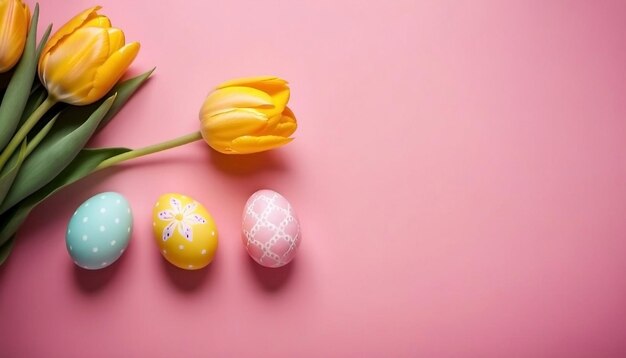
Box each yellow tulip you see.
[38,6,139,105]
[95,77,299,170]
[0,0,30,73]
[199,76,298,154]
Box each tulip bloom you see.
[94,76,299,171]
[38,6,140,105]
[0,0,30,73]
[199,76,298,154]
[0,6,140,171]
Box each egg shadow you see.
[209,150,289,176]
[246,254,296,292]
[72,251,127,294]
[160,256,216,292]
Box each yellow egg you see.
[152,193,218,270]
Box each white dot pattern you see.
[66,192,133,270]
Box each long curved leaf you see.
[0,141,28,204]
[0,68,154,216]
[0,68,155,261]
[0,95,117,213]
[0,141,27,206]
[18,86,48,127]
[99,68,155,131]
[0,116,59,209]
[0,147,131,247]
[52,68,155,136]
[0,5,41,151]
[25,113,58,157]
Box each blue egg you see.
[66,192,133,270]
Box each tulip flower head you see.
[199,76,298,154]
[0,0,30,73]
[38,6,139,105]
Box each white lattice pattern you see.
[242,190,300,267]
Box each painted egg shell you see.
[66,192,133,270]
[152,193,218,270]
[242,189,301,268]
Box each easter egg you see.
[66,192,133,269]
[242,189,301,268]
[152,193,218,270]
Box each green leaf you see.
[100,68,155,130]
[0,68,154,216]
[0,141,28,206]
[19,87,47,127]
[0,4,40,152]
[53,68,155,136]
[0,147,131,247]
[25,113,58,157]
[0,68,154,262]
[0,236,16,266]
[0,95,117,213]
[37,24,53,59]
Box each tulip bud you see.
[0,0,30,73]
[38,6,139,105]
[199,76,297,154]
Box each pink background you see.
[1,0,626,356]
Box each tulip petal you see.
[273,121,297,138]
[39,6,101,65]
[84,42,139,105]
[201,108,268,140]
[229,135,293,154]
[216,76,290,118]
[273,107,298,137]
[200,86,274,118]
[205,138,234,153]
[43,27,110,103]
[216,76,287,89]
[0,0,30,72]
[264,114,282,132]
[106,28,125,55]
[251,80,289,110]
[259,107,297,137]
[83,15,111,28]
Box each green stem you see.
[95,131,204,171]
[0,95,56,171]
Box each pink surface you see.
[1,0,626,356]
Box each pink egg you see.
[242,189,301,268]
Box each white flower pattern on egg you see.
[158,197,207,242]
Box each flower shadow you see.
[209,150,289,177]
